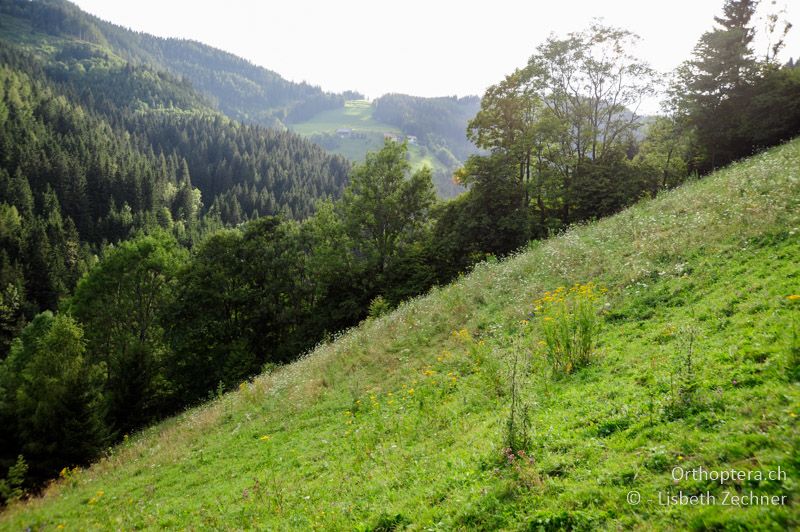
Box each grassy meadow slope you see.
[290,100,461,197]
[2,141,800,530]
[290,100,404,160]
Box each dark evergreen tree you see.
[672,0,800,171]
[672,0,758,170]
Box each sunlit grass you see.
[288,100,450,178]
[2,139,799,530]
[289,100,397,135]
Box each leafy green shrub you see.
[0,455,27,504]
[664,326,700,419]
[532,283,605,373]
[505,350,532,453]
[368,296,392,319]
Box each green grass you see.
[289,100,404,164]
[290,100,391,135]
[2,140,800,530]
[289,100,452,182]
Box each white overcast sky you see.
[71,0,798,112]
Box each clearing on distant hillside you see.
[290,100,465,198]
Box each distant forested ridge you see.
[0,0,349,128]
[373,93,481,161]
[294,95,481,198]
[0,33,348,323]
[1,0,479,200]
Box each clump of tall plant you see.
[532,282,606,373]
[664,325,701,419]
[505,349,533,453]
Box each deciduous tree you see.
[341,140,436,275]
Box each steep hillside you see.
[0,0,345,128]
[0,1,479,198]
[2,139,798,529]
[0,6,352,231]
[290,100,464,197]
[290,96,484,199]
[373,93,481,162]
[0,30,349,329]
[0,38,350,223]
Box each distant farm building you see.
[336,128,352,138]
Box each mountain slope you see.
[373,93,481,162]
[2,147,799,528]
[0,27,349,328]
[1,0,480,198]
[290,96,482,198]
[0,37,349,229]
[290,100,465,198]
[0,0,344,128]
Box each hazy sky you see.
[72,0,798,111]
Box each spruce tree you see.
[673,0,759,170]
